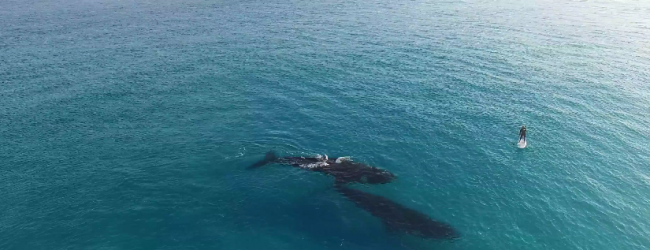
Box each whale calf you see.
[248,152,396,184]
[336,184,460,240]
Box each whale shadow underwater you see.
[247,151,459,241]
[248,151,397,185]
[335,184,460,241]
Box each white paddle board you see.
[517,139,527,148]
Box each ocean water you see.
[2,0,650,249]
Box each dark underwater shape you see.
[335,184,460,240]
[248,151,396,184]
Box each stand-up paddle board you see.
[517,139,527,148]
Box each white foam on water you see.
[335,157,352,163]
[300,161,329,169]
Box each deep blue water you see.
[2,0,650,249]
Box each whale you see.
[336,184,460,240]
[248,152,396,184]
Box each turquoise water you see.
[2,0,650,249]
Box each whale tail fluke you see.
[247,151,278,169]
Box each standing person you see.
[519,125,527,142]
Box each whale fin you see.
[247,151,277,169]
